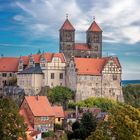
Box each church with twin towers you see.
[59,16,102,61]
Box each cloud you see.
[12,0,140,44]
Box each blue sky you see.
[0,0,140,80]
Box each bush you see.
[68,97,116,112]
[42,131,54,138]
[55,123,63,130]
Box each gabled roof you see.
[44,53,66,63]
[32,54,41,63]
[25,96,55,117]
[87,21,102,32]
[52,106,65,118]
[0,57,19,72]
[60,19,75,31]
[21,56,29,65]
[75,43,90,51]
[74,57,121,75]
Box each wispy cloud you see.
[12,0,140,44]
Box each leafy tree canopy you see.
[0,97,27,140]
[87,103,140,140]
[68,113,97,140]
[69,97,116,112]
[47,86,74,109]
[123,84,140,108]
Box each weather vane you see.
[66,13,68,19]
[93,16,95,21]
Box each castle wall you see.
[76,75,102,101]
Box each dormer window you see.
[52,57,61,62]
[29,57,35,67]
[40,56,45,62]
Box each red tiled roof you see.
[44,53,66,63]
[21,56,29,65]
[25,96,55,117]
[60,19,75,31]
[88,21,102,32]
[74,57,121,75]
[32,54,41,63]
[75,43,90,51]
[74,58,105,75]
[53,53,66,63]
[44,53,53,62]
[0,57,19,72]
[52,106,65,118]
[19,109,33,131]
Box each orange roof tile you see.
[44,53,66,63]
[75,43,90,51]
[32,54,41,63]
[52,106,65,118]
[0,57,19,72]
[74,58,105,75]
[21,56,29,65]
[74,57,121,75]
[60,19,75,31]
[44,53,53,62]
[53,53,66,63]
[88,21,102,32]
[19,109,33,131]
[25,96,55,117]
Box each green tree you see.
[72,121,80,131]
[0,97,27,140]
[87,104,140,140]
[123,84,140,108]
[80,112,97,139]
[47,86,74,109]
[68,97,116,111]
[68,112,97,140]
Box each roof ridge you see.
[87,21,102,32]
[60,19,75,31]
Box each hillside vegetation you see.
[68,97,116,112]
[123,84,140,108]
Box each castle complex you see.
[0,17,124,102]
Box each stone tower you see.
[86,20,102,58]
[59,17,75,61]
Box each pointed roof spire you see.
[60,14,75,31]
[87,17,102,32]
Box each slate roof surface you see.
[18,65,43,74]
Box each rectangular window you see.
[51,73,54,79]
[60,73,63,79]
[41,117,48,121]
[2,73,7,77]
